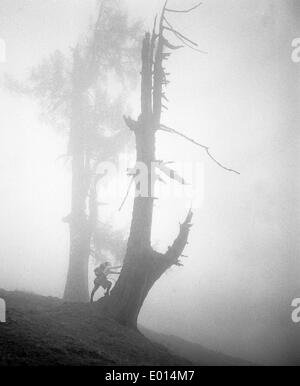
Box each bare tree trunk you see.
[63,150,90,302]
[102,208,192,327]
[63,54,91,302]
[100,10,193,327]
[63,221,89,302]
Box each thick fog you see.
[0,0,299,365]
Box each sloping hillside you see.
[0,289,256,366]
[0,289,190,366]
[140,327,254,366]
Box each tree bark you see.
[63,151,90,302]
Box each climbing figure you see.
[90,262,122,303]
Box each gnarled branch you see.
[164,209,193,268]
[150,209,193,281]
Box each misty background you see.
[0,0,299,365]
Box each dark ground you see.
[0,289,253,366]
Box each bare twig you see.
[119,176,135,211]
[163,37,184,50]
[168,31,207,54]
[165,2,202,14]
[159,124,240,175]
[164,23,198,47]
[160,124,208,149]
[164,18,207,54]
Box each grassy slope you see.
[0,289,190,366]
[0,289,256,366]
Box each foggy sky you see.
[0,0,299,365]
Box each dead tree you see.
[99,1,239,328]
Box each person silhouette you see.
[90,262,122,303]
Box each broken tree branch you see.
[119,176,135,211]
[164,18,207,54]
[163,37,184,50]
[153,1,168,126]
[164,24,198,47]
[164,209,193,267]
[159,124,240,175]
